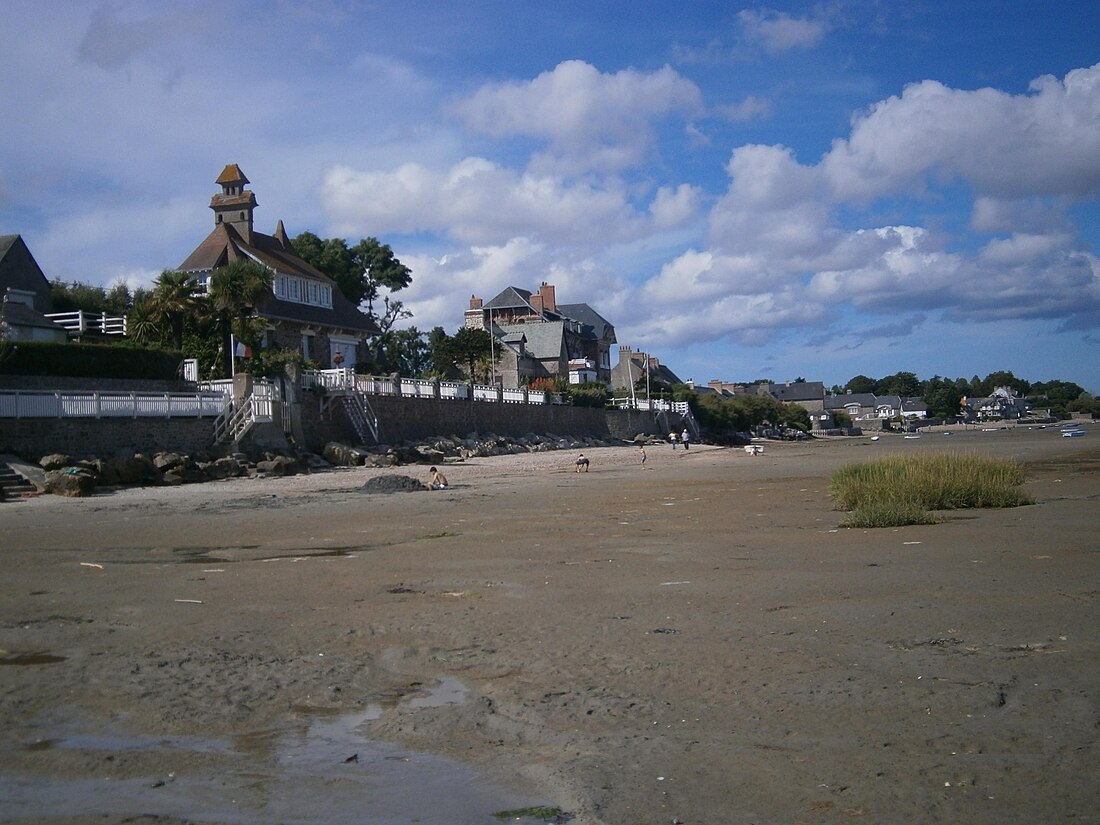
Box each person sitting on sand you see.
[575,453,590,473]
[427,466,448,490]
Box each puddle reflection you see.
[0,678,544,824]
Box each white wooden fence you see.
[613,397,686,413]
[301,369,562,405]
[0,390,227,419]
[43,311,128,336]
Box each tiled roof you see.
[178,224,379,335]
[1,300,64,332]
[498,321,566,361]
[766,381,825,402]
[0,234,53,310]
[557,302,616,342]
[484,287,535,311]
[216,164,249,185]
[825,393,877,409]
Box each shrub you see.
[830,452,1033,527]
[0,340,182,380]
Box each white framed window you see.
[329,335,358,368]
[273,275,333,309]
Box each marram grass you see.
[829,452,1033,528]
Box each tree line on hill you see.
[829,370,1096,418]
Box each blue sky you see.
[2,1,1098,392]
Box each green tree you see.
[104,282,135,315]
[373,326,432,377]
[50,280,109,313]
[426,325,453,376]
[148,270,203,350]
[1066,395,1100,418]
[846,374,876,394]
[921,377,965,419]
[877,370,921,398]
[444,327,493,382]
[1028,379,1085,416]
[292,232,412,315]
[566,380,609,408]
[983,370,1030,396]
[208,260,274,377]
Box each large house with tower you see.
[177,164,379,368]
[463,282,616,388]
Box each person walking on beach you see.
[639,444,647,467]
[427,467,449,490]
[681,428,690,450]
[669,431,678,449]
[575,453,590,473]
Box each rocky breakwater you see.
[323,431,623,467]
[34,446,314,498]
[27,431,630,497]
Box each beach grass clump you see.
[830,452,1033,527]
[492,806,568,821]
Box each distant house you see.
[759,381,826,412]
[464,283,616,387]
[611,347,683,395]
[824,392,929,425]
[178,165,379,367]
[961,387,1032,420]
[0,234,67,343]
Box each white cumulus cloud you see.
[450,60,703,174]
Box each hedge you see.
[0,340,182,380]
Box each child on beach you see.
[575,453,590,472]
[639,445,647,466]
[427,467,448,490]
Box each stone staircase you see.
[0,461,39,500]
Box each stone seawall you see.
[1,393,666,460]
[0,418,216,459]
[301,393,663,449]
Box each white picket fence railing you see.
[43,311,128,336]
[0,390,227,419]
[613,397,685,412]
[300,370,564,405]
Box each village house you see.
[611,347,683,396]
[178,165,379,368]
[463,283,616,387]
[961,387,1033,420]
[824,392,929,426]
[0,235,67,343]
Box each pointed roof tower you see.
[209,163,257,244]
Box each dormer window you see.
[273,274,332,309]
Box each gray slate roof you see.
[0,235,53,311]
[179,223,379,335]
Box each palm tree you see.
[208,259,274,377]
[149,269,203,350]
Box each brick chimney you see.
[538,282,557,313]
[469,295,483,309]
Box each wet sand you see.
[1,427,1098,824]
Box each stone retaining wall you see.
[0,387,667,460]
[299,393,662,449]
[0,418,216,460]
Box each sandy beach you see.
[1,427,1098,824]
